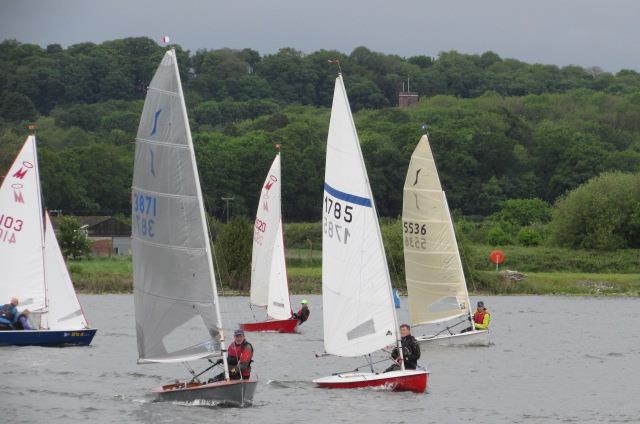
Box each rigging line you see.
[422,317,469,339]
[332,357,394,375]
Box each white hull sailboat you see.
[0,135,96,346]
[403,135,489,347]
[132,49,255,405]
[312,73,428,393]
[239,151,298,333]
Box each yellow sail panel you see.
[402,135,471,325]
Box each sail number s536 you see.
[133,192,157,238]
[403,221,428,250]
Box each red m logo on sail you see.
[264,180,275,192]
[12,168,28,179]
[14,190,24,203]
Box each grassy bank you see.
[69,243,640,296]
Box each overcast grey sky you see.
[1,0,638,72]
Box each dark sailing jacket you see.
[227,340,253,379]
[391,335,421,369]
[294,306,310,323]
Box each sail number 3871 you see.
[133,192,157,238]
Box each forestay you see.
[250,154,292,320]
[0,136,46,312]
[44,212,88,330]
[322,75,397,357]
[403,135,471,325]
[132,50,221,363]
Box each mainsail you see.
[132,50,222,363]
[322,75,398,357]
[249,153,292,320]
[402,135,471,326]
[0,136,46,312]
[43,212,88,330]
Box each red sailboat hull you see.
[313,370,428,393]
[239,318,299,333]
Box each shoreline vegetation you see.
[70,243,640,296]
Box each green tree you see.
[550,172,640,249]
[57,216,91,259]
[214,217,253,290]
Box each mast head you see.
[327,58,342,75]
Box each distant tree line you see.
[1,37,640,229]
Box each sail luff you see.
[403,135,472,326]
[170,49,225,340]
[335,75,401,342]
[132,50,223,367]
[31,136,48,328]
[169,49,229,377]
[321,75,398,358]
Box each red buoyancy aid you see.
[227,341,253,378]
[473,310,487,325]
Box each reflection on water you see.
[1,295,639,423]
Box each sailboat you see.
[402,134,489,347]
[132,49,256,405]
[0,135,96,346]
[312,74,428,393]
[239,151,298,333]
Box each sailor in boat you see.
[462,301,492,333]
[210,329,254,382]
[384,324,421,372]
[292,299,310,324]
[0,298,20,330]
[14,309,33,330]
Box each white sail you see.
[322,75,397,358]
[0,136,46,312]
[266,221,292,320]
[403,135,471,325]
[132,50,222,363]
[250,153,292,320]
[43,212,88,330]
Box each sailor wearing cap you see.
[292,299,310,324]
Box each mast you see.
[336,74,404,363]
[171,49,229,380]
[31,134,49,329]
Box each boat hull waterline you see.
[239,318,299,333]
[313,369,428,393]
[154,379,258,405]
[0,328,97,346]
[416,329,489,347]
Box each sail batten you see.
[132,50,222,363]
[403,135,472,326]
[322,75,398,358]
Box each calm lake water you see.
[1,294,639,423]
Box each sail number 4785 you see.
[323,196,352,245]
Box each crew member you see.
[292,299,310,324]
[211,329,254,382]
[385,324,420,372]
[0,298,19,330]
[15,309,33,330]
[462,301,491,332]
